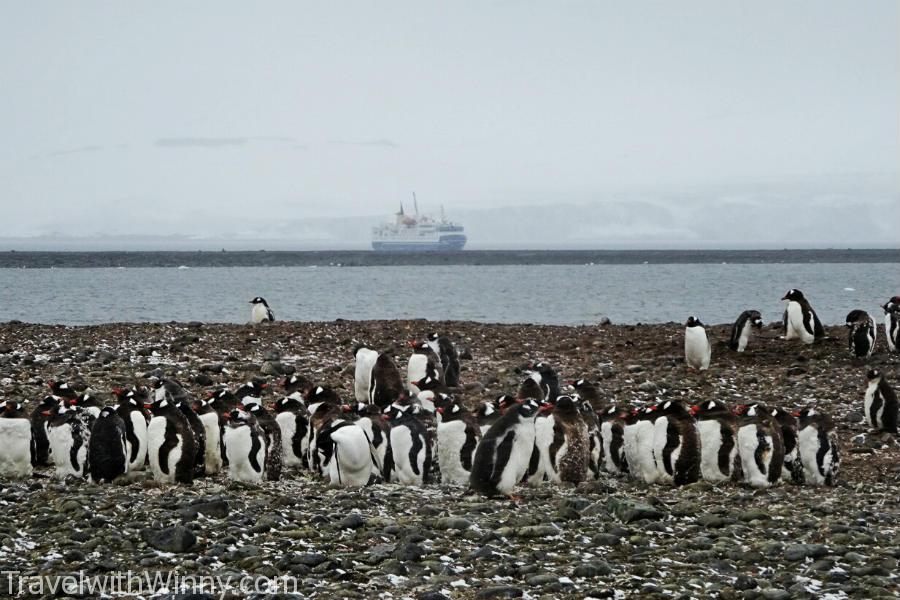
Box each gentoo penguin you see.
[306,385,344,473]
[383,404,432,486]
[47,380,78,401]
[273,395,311,469]
[769,406,802,484]
[569,379,604,411]
[88,406,128,483]
[173,399,207,478]
[864,369,898,434]
[0,401,35,479]
[151,377,191,405]
[795,408,839,486]
[249,296,275,323]
[781,289,824,344]
[30,395,60,467]
[523,398,557,486]
[734,403,784,488]
[845,310,877,359]
[881,296,900,353]
[470,399,541,498]
[435,395,480,486]
[684,316,711,370]
[190,398,223,475]
[651,400,700,486]
[690,400,739,483]
[353,345,405,408]
[577,395,603,480]
[547,395,591,485]
[598,405,629,475]
[315,417,375,488]
[235,380,268,407]
[343,402,389,476]
[245,402,282,481]
[113,388,150,472]
[475,396,505,435]
[425,332,461,387]
[728,310,763,352]
[524,362,560,403]
[407,340,444,393]
[282,373,313,399]
[71,392,102,419]
[146,398,196,484]
[207,387,240,412]
[223,408,267,483]
[46,402,93,480]
[623,406,658,484]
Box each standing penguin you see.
[223,408,267,483]
[354,346,405,408]
[547,395,591,485]
[728,310,763,352]
[651,400,700,486]
[435,395,480,486]
[191,398,223,475]
[769,406,803,484]
[475,397,504,435]
[113,387,149,472]
[734,404,784,488]
[88,406,128,483]
[690,400,739,483]
[383,404,432,486]
[781,289,824,344]
[864,369,898,434]
[598,405,629,475]
[0,401,35,479]
[173,399,207,479]
[146,398,196,484]
[72,392,103,419]
[795,408,839,486]
[578,396,603,480]
[30,395,60,467]
[249,296,275,323]
[47,402,93,480]
[881,296,900,353]
[525,362,560,403]
[344,402,389,476]
[407,340,444,392]
[570,379,604,411]
[315,416,375,488]
[623,406,659,484]
[845,310,877,359]
[469,399,540,498]
[523,398,557,486]
[235,380,268,407]
[273,395,311,469]
[245,402,282,481]
[425,332,461,387]
[684,316,711,370]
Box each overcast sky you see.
[0,1,897,243]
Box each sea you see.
[0,251,897,326]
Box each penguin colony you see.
[0,291,896,501]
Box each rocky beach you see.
[0,318,898,599]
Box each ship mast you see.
[412,192,419,216]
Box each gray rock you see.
[339,513,367,529]
[638,381,658,393]
[573,561,612,577]
[785,544,828,561]
[294,553,327,566]
[475,587,523,599]
[141,525,197,553]
[434,517,473,530]
[607,497,665,523]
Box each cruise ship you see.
[371,195,467,252]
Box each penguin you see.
[475,396,505,435]
[407,340,444,392]
[795,407,839,486]
[343,402,389,476]
[684,316,711,370]
[207,387,240,411]
[282,373,313,399]
[273,395,311,469]
[734,403,784,488]
[306,385,344,474]
[523,397,557,486]
[690,400,739,483]
[781,289,824,344]
[88,406,128,483]
[46,402,92,480]
[249,296,274,323]
[71,392,102,419]
[383,404,432,486]
[191,398,223,475]
[769,406,803,484]
[146,398,196,484]
[0,401,35,479]
[845,309,877,359]
[47,380,78,401]
[577,395,603,480]
[315,417,375,488]
[881,296,900,353]
[623,406,658,484]
[435,395,480,486]
[113,387,150,472]
[469,398,540,498]
[353,346,405,408]
[245,402,282,481]
[524,362,560,403]
[222,408,267,483]
[598,405,629,475]
[425,332,461,387]
[151,377,192,404]
[29,395,60,467]
[651,399,700,486]
[235,380,269,407]
[173,398,207,478]
[728,310,763,352]
[569,379,604,411]
[864,369,898,434]
[546,395,591,485]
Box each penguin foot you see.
[506,493,522,503]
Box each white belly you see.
[786,302,814,344]
[437,420,472,486]
[684,327,711,370]
[698,420,728,482]
[407,354,428,391]
[276,412,302,467]
[798,426,831,485]
[223,426,265,483]
[864,382,881,429]
[737,424,773,488]
[0,419,34,479]
[390,426,424,486]
[354,349,379,404]
[496,422,536,494]
[250,303,270,323]
[127,411,149,471]
[199,412,222,474]
[48,423,84,479]
[525,416,556,486]
[326,424,373,487]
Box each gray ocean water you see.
[1,263,897,326]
